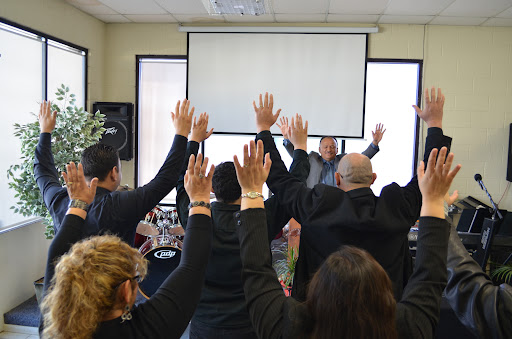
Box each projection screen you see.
[187,32,368,138]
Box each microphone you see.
[474,173,484,190]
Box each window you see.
[136,56,187,204]
[0,19,87,229]
[345,60,421,196]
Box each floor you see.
[0,325,38,338]
[0,323,191,339]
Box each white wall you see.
[104,23,512,211]
[0,222,51,330]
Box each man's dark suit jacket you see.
[257,127,452,301]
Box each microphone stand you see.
[473,180,505,269]
[480,183,503,220]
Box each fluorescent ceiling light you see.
[202,0,270,16]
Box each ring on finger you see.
[243,164,249,168]
[198,173,205,179]
[67,182,73,186]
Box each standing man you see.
[279,118,385,188]
[34,99,194,245]
[255,89,452,301]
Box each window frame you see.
[0,18,88,230]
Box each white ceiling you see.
[65,0,512,26]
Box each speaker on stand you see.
[93,102,133,161]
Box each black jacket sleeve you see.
[396,217,450,338]
[236,208,300,339]
[175,141,200,230]
[444,225,512,339]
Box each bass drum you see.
[138,235,182,299]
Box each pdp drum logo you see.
[154,249,176,259]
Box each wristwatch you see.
[68,199,90,212]
[241,191,264,199]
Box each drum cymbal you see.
[168,226,185,236]
[136,221,160,236]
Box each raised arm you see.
[360,123,386,159]
[396,147,461,338]
[43,162,98,296]
[138,153,214,337]
[235,139,295,339]
[176,112,213,229]
[398,87,453,223]
[34,101,65,212]
[254,95,318,224]
[276,116,295,158]
[117,99,194,220]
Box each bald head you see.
[337,153,374,188]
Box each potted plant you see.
[273,245,299,296]
[7,84,105,239]
[491,262,512,285]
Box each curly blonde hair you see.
[41,235,148,339]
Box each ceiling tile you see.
[384,0,454,16]
[124,14,178,22]
[482,17,512,26]
[379,15,434,24]
[274,14,327,22]
[273,0,329,14]
[172,14,226,23]
[496,6,512,18]
[329,0,388,15]
[98,0,167,15]
[440,0,512,17]
[327,14,380,23]
[429,16,488,25]
[94,14,132,23]
[154,0,209,14]
[224,14,276,23]
[65,1,118,15]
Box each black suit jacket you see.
[257,127,452,301]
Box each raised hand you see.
[233,140,271,195]
[190,112,214,143]
[62,162,98,205]
[184,153,214,204]
[417,146,461,218]
[172,99,195,137]
[288,113,308,151]
[276,117,290,139]
[253,92,281,133]
[372,123,386,146]
[413,87,444,128]
[39,101,57,134]
[444,190,459,206]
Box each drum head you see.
[139,245,182,299]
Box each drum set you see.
[135,206,185,299]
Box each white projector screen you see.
[188,32,368,138]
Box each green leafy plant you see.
[491,263,512,285]
[273,245,299,288]
[7,84,105,238]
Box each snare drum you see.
[138,235,182,299]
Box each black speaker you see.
[93,102,133,161]
[507,123,512,182]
